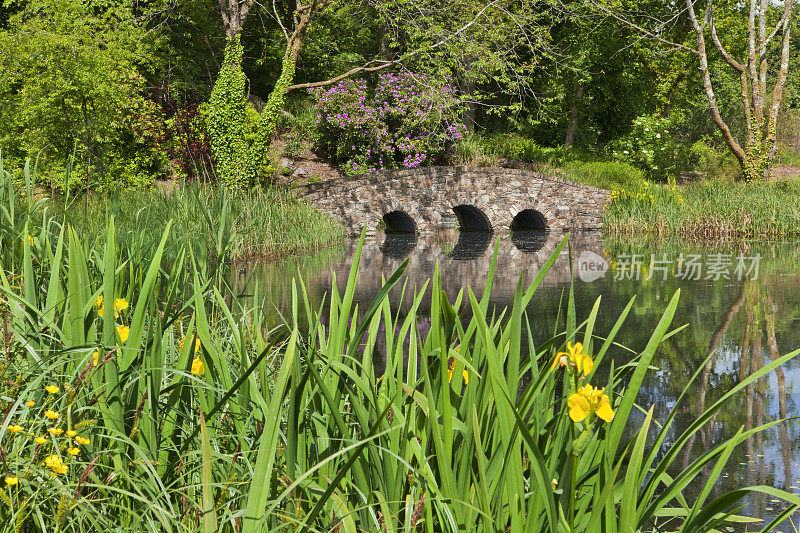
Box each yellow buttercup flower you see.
[67,447,80,456]
[66,430,77,437]
[75,436,90,445]
[567,384,615,423]
[48,427,63,435]
[191,356,205,376]
[45,385,60,394]
[7,425,23,433]
[45,410,59,420]
[45,455,68,475]
[553,342,593,377]
[5,476,18,486]
[35,436,48,444]
[26,400,35,408]
[117,325,130,343]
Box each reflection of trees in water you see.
[681,279,796,520]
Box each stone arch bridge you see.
[303,166,608,235]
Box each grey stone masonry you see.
[303,166,608,235]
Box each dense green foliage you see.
[3,169,800,529]
[0,0,161,189]
[0,0,795,189]
[206,36,252,188]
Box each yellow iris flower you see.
[553,342,593,377]
[180,336,201,354]
[447,358,469,385]
[113,298,128,312]
[191,356,205,376]
[567,384,615,423]
[117,325,130,343]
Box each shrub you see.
[310,71,467,173]
[157,87,215,182]
[611,114,688,181]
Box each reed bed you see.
[1,163,800,531]
[2,155,344,262]
[604,178,800,239]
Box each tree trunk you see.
[687,0,796,181]
[247,1,324,175]
[461,79,476,132]
[564,82,584,148]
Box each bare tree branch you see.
[286,0,503,91]
[587,0,699,54]
[686,0,746,164]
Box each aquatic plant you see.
[0,168,798,530]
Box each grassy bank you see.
[4,165,344,262]
[56,185,346,260]
[459,132,800,239]
[2,173,800,530]
[603,179,800,239]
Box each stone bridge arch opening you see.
[382,210,416,233]
[510,209,547,230]
[453,205,492,232]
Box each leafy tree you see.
[0,0,159,187]
[206,0,552,186]
[598,0,799,179]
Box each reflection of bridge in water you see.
[314,229,606,312]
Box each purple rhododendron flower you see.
[310,70,466,174]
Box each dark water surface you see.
[234,229,800,530]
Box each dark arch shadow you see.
[380,233,417,259]
[383,210,416,233]
[449,231,493,260]
[510,209,547,230]
[453,205,492,232]
[511,229,549,253]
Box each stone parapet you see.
[303,166,608,235]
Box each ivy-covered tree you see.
[207,0,553,187]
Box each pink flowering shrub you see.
[310,72,467,173]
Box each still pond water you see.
[235,229,800,530]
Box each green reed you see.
[604,178,800,239]
[0,163,799,532]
